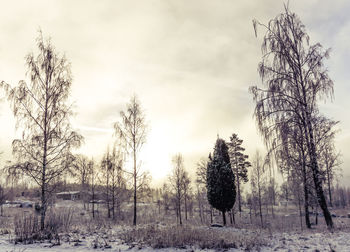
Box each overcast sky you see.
[0,0,349,186]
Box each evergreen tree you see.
[206,138,236,225]
[227,133,251,212]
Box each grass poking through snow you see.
[120,224,267,250]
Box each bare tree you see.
[0,185,7,216]
[250,151,266,227]
[89,159,99,218]
[183,170,191,221]
[161,182,171,215]
[169,153,186,225]
[101,145,127,220]
[114,95,147,225]
[100,149,112,218]
[71,154,93,209]
[1,32,82,230]
[251,6,335,228]
[111,146,128,220]
[195,157,209,223]
[276,122,312,228]
[316,123,341,207]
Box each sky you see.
[0,0,349,187]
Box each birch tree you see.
[114,95,147,225]
[169,153,186,225]
[250,151,265,227]
[1,32,82,230]
[250,6,335,228]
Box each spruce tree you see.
[207,138,236,226]
[227,133,251,212]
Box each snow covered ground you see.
[265,230,350,252]
[0,229,349,251]
[1,201,349,251]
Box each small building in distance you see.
[56,190,109,202]
[56,191,82,201]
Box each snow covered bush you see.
[14,213,40,243]
[120,224,266,250]
[13,208,73,243]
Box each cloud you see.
[0,0,349,186]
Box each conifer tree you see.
[206,138,236,226]
[227,133,251,212]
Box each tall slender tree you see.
[315,119,341,207]
[227,133,251,212]
[1,32,82,230]
[114,95,147,225]
[250,151,265,227]
[251,6,335,228]
[195,157,209,223]
[169,153,187,225]
[89,159,99,218]
[206,138,236,226]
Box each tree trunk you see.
[297,191,303,230]
[300,141,311,229]
[303,170,311,228]
[185,195,188,221]
[107,167,111,219]
[40,154,47,231]
[198,192,203,223]
[310,147,333,228]
[92,170,95,218]
[303,182,311,229]
[304,110,333,228]
[112,189,115,220]
[326,163,333,207]
[232,151,242,213]
[40,178,46,230]
[258,179,263,228]
[249,205,252,224]
[271,202,274,218]
[232,209,235,224]
[133,149,137,226]
[92,197,95,218]
[179,199,182,225]
[258,199,263,227]
[236,166,241,212]
[222,211,226,226]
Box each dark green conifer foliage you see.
[206,138,236,225]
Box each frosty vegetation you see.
[0,5,349,252]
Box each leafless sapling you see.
[113,95,147,226]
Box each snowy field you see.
[0,228,349,251]
[0,201,349,251]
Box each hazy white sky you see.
[0,0,349,186]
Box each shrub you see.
[120,224,267,250]
[14,213,40,244]
[13,208,74,244]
